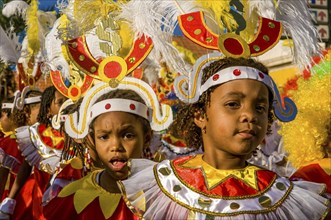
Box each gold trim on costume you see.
[153,159,294,216]
[170,155,277,199]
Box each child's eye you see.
[225,101,240,108]
[97,134,109,140]
[256,105,267,112]
[123,132,135,140]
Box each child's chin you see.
[110,169,129,181]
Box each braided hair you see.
[37,86,57,126]
[169,57,275,150]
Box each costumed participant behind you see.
[41,98,101,206]
[0,86,66,220]
[279,52,331,198]
[43,77,173,219]
[0,93,24,202]
[119,54,330,220]
[0,87,42,218]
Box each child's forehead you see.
[94,111,140,123]
[212,79,270,96]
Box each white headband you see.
[1,103,14,110]
[24,96,41,105]
[200,66,274,95]
[16,86,42,110]
[89,99,150,123]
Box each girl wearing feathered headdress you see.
[43,77,173,219]
[117,0,329,219]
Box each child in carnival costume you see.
[0,1,59,217]
[117,0,330,219]
[0,93,25,202]
[0,86,67,220]
[119,53,330,219]
[43,76,173,219]
[0,87,42,218]
[40,1,172,218]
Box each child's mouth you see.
[110,158,128,171]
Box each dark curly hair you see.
[12,90,42,127]
[59,100,85,162]
[37,86,57,126]
[169,57,275,150]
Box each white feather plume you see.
[117,0,205,76]
[2,0,29,19]
[44,18,71,79]
[276,1,321,70]
[249,0,276,19]
[0,26,21,63]
[250,0,321,70]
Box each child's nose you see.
[110,138,125,152]
[240,107,258,123]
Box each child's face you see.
[29,104,41,125]
[0,111,14,132]
[93,111,149,180]
[196,79,269,157]
[49,91,66,116]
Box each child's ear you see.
[193,109,206,129]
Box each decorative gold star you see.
[180,155,261,190]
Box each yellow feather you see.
[172,41,197,65]
[73,0,124,34]
[196,0,236,31]
[26,0,40,56]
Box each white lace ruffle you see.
[0,148,21,174]
[157,140,203,160]
[16,126,41,167]
[121,159,330,220]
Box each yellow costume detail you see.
[59,170,122,219]
[180,155,260,190]
[42,127,63,147]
